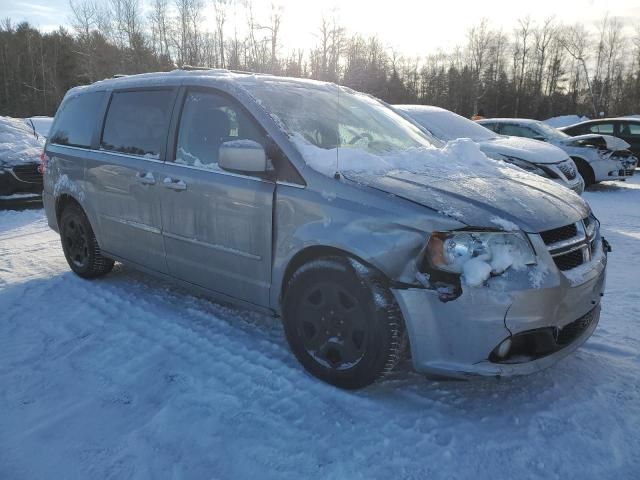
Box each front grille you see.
[539,216,599,272]
[554,249,584,271]
[540,223,578,245]
[557,161,577,180]
[557,308,596,345]
[12,164,42,184]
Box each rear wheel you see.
[282,257,406,389]
[60,204,114,278]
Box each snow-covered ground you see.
[1,179,639,479]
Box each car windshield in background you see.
[536,121,570,140]
[241,81,434,156]
[408,109,498,142]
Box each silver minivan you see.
[42,70,608,388]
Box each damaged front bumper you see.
[393,240,607,379]
[604,153,637,180]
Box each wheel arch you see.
[279,245,390,308]
[55,193,84,225]
[571,156,595,185]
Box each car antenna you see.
[334,85,341,180]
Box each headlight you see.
[426,231,536,285]
[505,156,554,178]
[487,152,553,178]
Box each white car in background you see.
[478,118,637,187]
[395,105,584,194]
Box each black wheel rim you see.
[63,217,89,268]
[298,282,368,370]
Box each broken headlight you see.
[425,231,537,276]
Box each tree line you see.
[1,0,639,120]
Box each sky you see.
[2,0,640,57]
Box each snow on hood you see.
[293,135,507,179]
[344,167,588,233]
[479,136,568,164]
[560,133,630,151]
[292,134,588,232]
[0,116,44,167]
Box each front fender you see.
[270,183,463,312]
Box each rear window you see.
[50,91,105,148]
[101,90,174,159]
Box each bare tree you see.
[513,17,532,116]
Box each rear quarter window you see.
[50,91,105,148]
[101,90,174,159]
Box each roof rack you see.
[112,74,128,78]
[180,65,214,71]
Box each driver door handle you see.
[162,177,187,191]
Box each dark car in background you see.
[560,118,640,158]
[0,116,44,196]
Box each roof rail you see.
[180,65,214,71]
[112,74,128,78]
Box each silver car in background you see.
[42,70,608,388]
[395,105,584,194]
[478,118,637,187]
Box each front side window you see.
[589,123,614,134]
[50,91,105,148]
[175,90,265,169]
[101,90,174,159]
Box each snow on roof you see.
[0,116,44,167]
[544,115,590,128]
[394,104,448,114]
[479,118,541,124]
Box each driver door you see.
[159,88,275,307]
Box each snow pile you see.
[291,134,506,179]
[0,116,44,167]
[544,115,589,128]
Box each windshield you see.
[535,121,570,140]
[241,79,436,155]
[240,79,507,179]
[399,107,498,142]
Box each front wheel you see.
[60,204,114,279]
[282,257,406,389]
[573,158,596,188]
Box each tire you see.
[59,203,114,279]
[573,158,596,188]
[282,257,406,389]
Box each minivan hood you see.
[559,133,630,151]
[346,169,589,232]
[478,136,568,164]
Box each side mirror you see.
[218,140,267,173]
